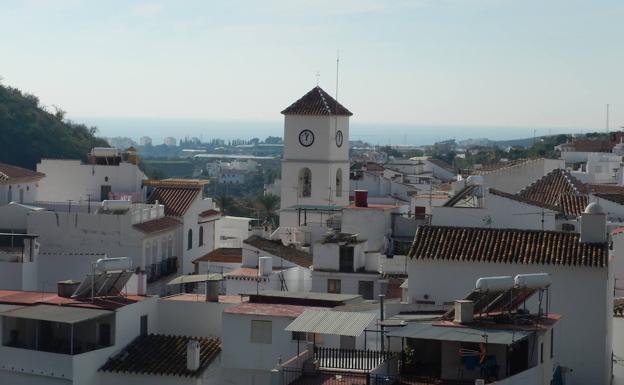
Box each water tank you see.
[91,147,121,157]
[258,256,273,277]
[514,273,551,289]
[475,276,514,292]
[354,190,368,207]
[101,200,132,212]
[454,300,474,324]
[57,280,81,298]
[95,257,133,273]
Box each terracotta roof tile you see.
[281,86,352,116]
[193,248,242,264]
[408,225,607,268]
[146,186,201,217]
[99,334,220,377]
[0,290,151,310]
[515,169,588,216]
[567,139,614,152]
[132,217,181,234]
[0,162,45,183]
[199,209,221,218]
[244,235,312,268]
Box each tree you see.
[256,194,280,227]
[215,194,235,215]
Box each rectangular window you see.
[550,330,554,358]
[251,320,272,344]
[540,342,544,363]
[339,246,354,272]
[291,331,308,341]
[140,315,148,336]
[358,280,374,300]
[327,279,341,294]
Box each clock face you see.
[335,130,344,147]
[299,129,314,147]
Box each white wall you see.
[407,258,611,385]
[181,196,218,274]
[432,193,557,230]
[311,270,380,299]
[0,181,39,206]
[341,208,395,252]
[215,216,250,248]
[479,158,564,194]
[37,159,146,202]
[222,313,299,371]
[157,298,235,337]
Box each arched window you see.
[335,169,343,197]
[187,229,193,250]
[298,168,312,198]
[161,238,167,259]
[199,226,204,246]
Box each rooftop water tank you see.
[258,256,273,277]
[95,257,133,273]
[475,276,514,292]
[101,200,132,213]
[91,147,121,157]
[514,273,551,289]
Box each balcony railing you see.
[147,257,178,283]
[314,346,397,372]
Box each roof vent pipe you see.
[187,340,201,371]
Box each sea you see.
[75,116,591,147]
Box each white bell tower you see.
[279,86,352,228]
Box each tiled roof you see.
[193,248,242,264]
[516,169,588,216]
[99,334,220,377]
[281,86,353,116]
[146,186,201,217]
[408,225,607,268]
[0,162,45,183]
[199,209,221,218]
[488,188,559,211]
[472,158,535,175]
[132,217,181,234]
[596,193,624,205]
[224,303,315,318]
[244,235,313,268]
[568,139,613,152]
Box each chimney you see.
[187,340,201,371]
[580,202,607,244]
[453,300,474,324]
[258,256,273,277]
[354,190,368,207]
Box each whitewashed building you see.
[37,147,146,203]
[0,162,45,205]
[406,205,612,385]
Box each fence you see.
[314,346,397,372]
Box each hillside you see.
[0,83,109,169]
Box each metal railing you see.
[314,346,397,372]
[146,257,178,283]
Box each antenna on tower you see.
[315,71,320,86]
[606,104,610,133]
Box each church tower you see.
[279,86,352,228]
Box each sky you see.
[1,0,623,135]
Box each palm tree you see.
[256,193,280,227]
[215,194,234,215]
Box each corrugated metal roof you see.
[2,304,112,324]
[285,310,375,337]
[386,323,533,345]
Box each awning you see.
[285,310,375,337]
[386,323,533,345]
[2,304,112,324]
[167,273,223,285]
